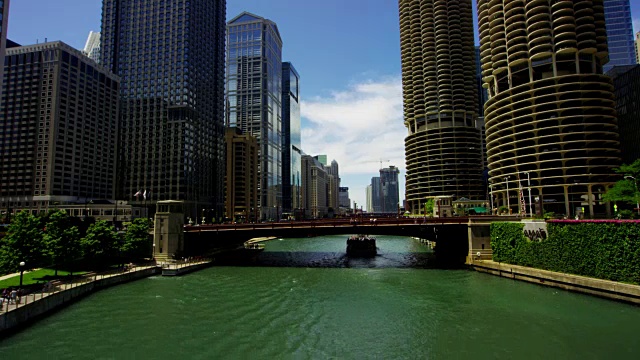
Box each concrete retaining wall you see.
[470,260,640,305]
[0,267,159,336]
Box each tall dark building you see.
[609,65,640,164]
[282,62,301,214]
[100,0,227,220]
[0,0,10,100]
[478,0,621,217]
[399,0,485,215]
[226,12,283,221]
[371,177,381,213]
[380,166,400,214]
[1,42,119,214]
[475,46,488,117]
[603,0,636,72]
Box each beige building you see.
[225,127,259,222]
[0,42,119,217]
[302,155,328,219]
[478,0,621,218]
[399,0,485,216]
[636,31,640,64]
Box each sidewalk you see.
[0,268,41,281]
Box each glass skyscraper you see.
[226,12,283,221]
[100,0,227,220]
[603,0,636,73]
[282,62,301,214]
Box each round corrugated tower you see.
[399,0,485,215]
[478,0,621,217]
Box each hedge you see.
[491,222,640,284]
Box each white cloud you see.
[300,76,406,210]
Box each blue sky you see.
[7,0,640,209]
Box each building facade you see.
[371,177,381,213]
[224,127,259,223]
[636,31,640,64]
[325,159,340,211]
[301,154,328,219]
[338,187,350,209]
[603,0,636,72]
[0,42,119,215]
[226,12,283,221]
[100,0,227,221]
[281,62,301,215]
[0,0,10,100]
[609,65,640,165]
[83,31,101,64]
[399,0,485,215]
[380,166,400,214]
[478,0,621,217]
[365,184,373,213]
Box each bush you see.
[491,221,640,284]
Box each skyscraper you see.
[83,31,101,64]
[0,0,10,100]
[609,65,640,165]
[100,0,227,220]
[636,31,640,64]
[282,62,301,215]
[365,185,373,213]
[478,0,621,217]
[1,42,119,214]
[399,0,484,215]
[603,0,636,72]
[227,12,283,221]
[338,187,350,209]
[380,166,400,214]
[225,127,259,223]
[371,177,381,213]
[301,154,328,219]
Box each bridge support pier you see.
[466,220,492,264]
[154,201,185,262]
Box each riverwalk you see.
[0,259,212,336]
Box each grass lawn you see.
[0,269,89,289]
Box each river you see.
[1,235,639,359]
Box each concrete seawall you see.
[470,260,640,305]
[0,267,159,336]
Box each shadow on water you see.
[213,249,458,269]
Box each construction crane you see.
[363,159,390,170]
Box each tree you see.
[0,211,47,274]
[81,220,119,269]
[43,210,81,276]
[603,159,640,205]
[424,199,434,216]
[121,218,152,261]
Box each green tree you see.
[121,218,152,261]
[43,210,81,276]
[0,210,47,274]
[424,199,434,216]
[81,219,119,269]
[604,159,640,205]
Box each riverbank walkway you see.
[0,264,157,314]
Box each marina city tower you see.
[399,0,485,215]
[478,0,621,217]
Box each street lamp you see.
[524,171,533,217]
[504,176,510,214]
[624,176,639,215]
[19,261,25,290]
[489,184,494,215]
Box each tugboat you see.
[346,235,377,257]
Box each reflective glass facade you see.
[100,0,227,220]
[227,12,283,220]
[0,0,10,100]
[603,0,636,72]
[282,62,301,213]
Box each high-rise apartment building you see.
[603,0,636,72]
[227,12,283,221]
[325,159,340,211]
[225,127,259,222]
[0,42,119,214]
[365,184,373,213]
[83,31,101,64]
[380,166,400,214]
[100,0,226,220]
[371,177,381,213]
[475,46,489,117]
[301,155,328,219]
[282,62,301,214]
[338,187,350,209]
[478,0,621,217]
[0,0,10,100]
[399,0,484,215]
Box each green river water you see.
[1,235,640,359]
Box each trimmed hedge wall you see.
[491,222,640,284]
